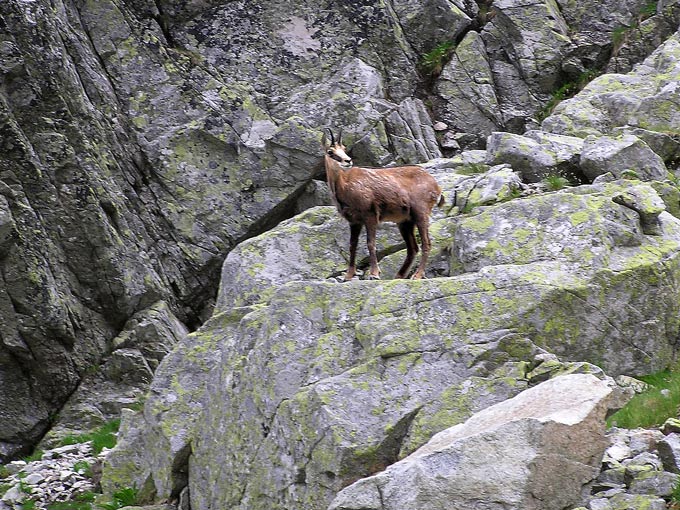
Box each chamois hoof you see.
[365,274,381,281]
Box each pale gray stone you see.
[329,374,613,510]
[658,433,680,473]
[486,131,584,183]
[580,135,668,182]
[628,469,679,496]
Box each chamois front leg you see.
[365,218,380,280]
[411,219,431,280]
[345,223,362,281]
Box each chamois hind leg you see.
[396,220,418,279]
[411,218,431,280]
[365,218,381,280]
[345,223,363,281]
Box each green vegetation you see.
[72,460,94,479]
[41,487,136,510]
[542,175,571,191]
[121,398,146,412]
[47,502,93,510]
[612,1,658,52]
[607,370,680,428]
[22,449,44,463]
[421,40,457,77]
[611,26,629,49]
[97,487,138,510]
[538,70,600,120]
[0,465,9,479]
[60,419,121,455]
[639,1,657,20]
[670,479,680,510]
[47,491,97,510]
[0,483,11,497]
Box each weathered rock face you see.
[580,134,668,182]
[0,0,452,456]
[431,0,672,146]
[102,174,680,509]
[543,28,680,139]
[6,1,680,508]
[329,374,614,510]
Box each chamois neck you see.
[324,155,346,180]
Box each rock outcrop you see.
[101,174,680,509]
[329,373,614,510]
[0,0,447,457]
[5,0,680,509]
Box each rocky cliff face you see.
[0,0,449,458]
[3,0,680,508]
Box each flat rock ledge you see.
[329,373,614,510]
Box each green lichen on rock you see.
[543,31,680,140]
[105,177,680,510]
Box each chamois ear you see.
[321,130,328,149]
[337,128,343,145]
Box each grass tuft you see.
[542,175,571,191]
[421,40,456,77]
[538,70,600,121]
[97,486,138,510]
[22,449,44,463]
[59,419,121,455]
[608,370,680,428]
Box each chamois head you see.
[322,128,353,169]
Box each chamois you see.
[322,128,444,281]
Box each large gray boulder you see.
[543,28,680,139]
[434,31,502,139]
[580,134,668,182]
[103,179,680,509]
[329,374,614,510]
[477,0,572,132]
[486,131,585,182]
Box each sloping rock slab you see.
[329,373,613,510]
[542,29,680,138]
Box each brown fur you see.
[322,130,443,280]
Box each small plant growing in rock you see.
[638,1,658,21]
[421,40,456,77]
[538,70,600,120]
[60,419,121,455]
[611,25,629,50]
[47,503,92,510]
[47,491,97,510]
[97,486,138,510]
[22,449,44,462]
[669,477,680,510]
[542,175,571,191]
[73,460,94,479]
[121,397,146,412]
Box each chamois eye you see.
[327,150,334,155]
